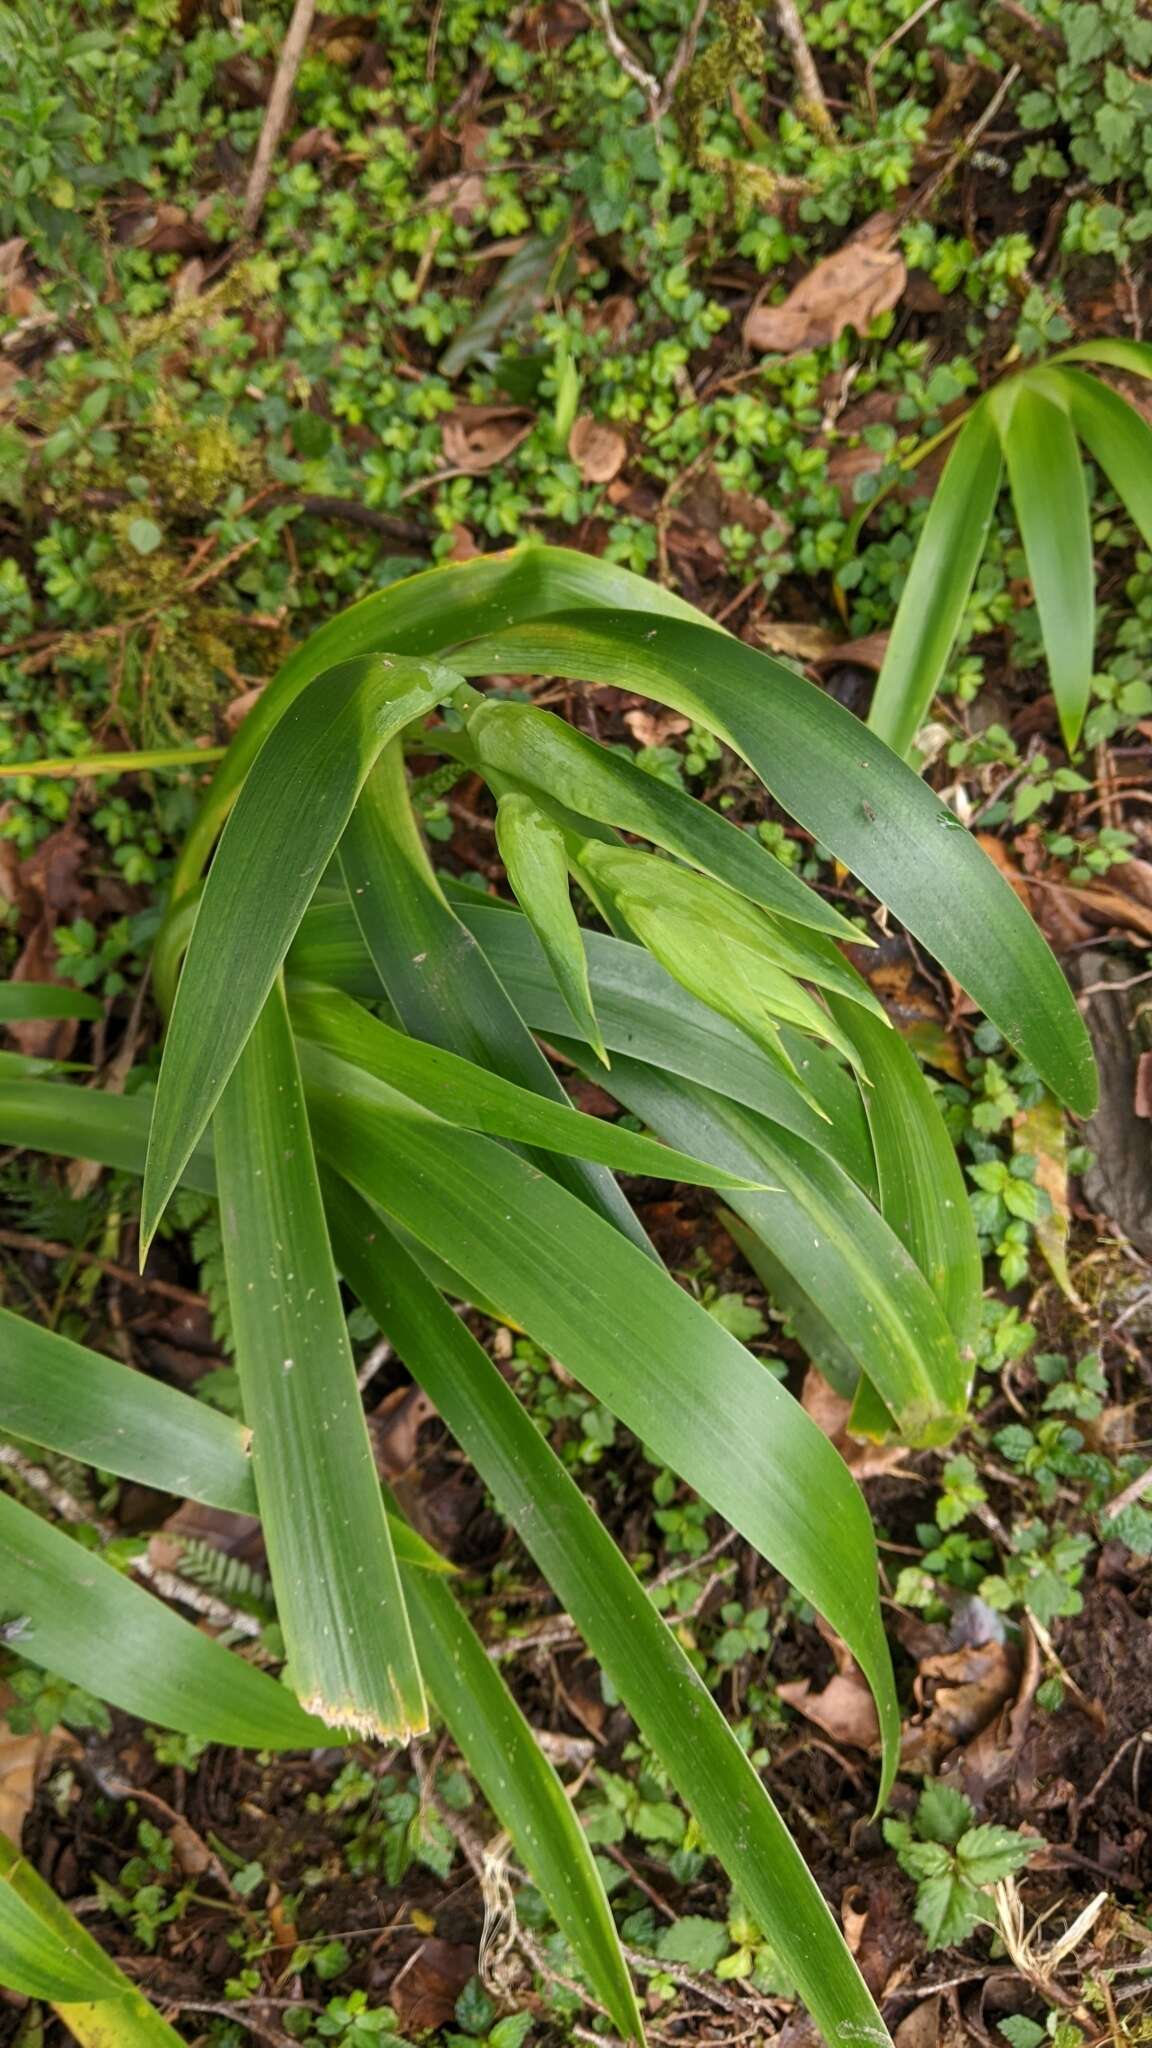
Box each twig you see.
[865,0,941,124]
[241,0,318,235]
[0,1228,206,1307]
[597,0,709,120]
[899,62,1022,223]
[1101,1460,1152,1523]
[773,0,836,140]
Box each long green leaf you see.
[171,544,713,904]
[325,1183,892,2048]
[468,698,862,941]
[0,1489,336,1747]
[0,1831,188,2048]
[0,1074,889,2045]
[0,985,103,1022]
[494,789,608,1061]
[398,1537,644,2042]
[141,653,465,1250]
[1051,338,1152,381]
[297,1044,899,1771]
[446,610,1096,1115]
[338,743,653,1253]
[215,982,425,1739]
[557,1048,967,1444]
[288,984,765,1191]
[866,399,1004,759]
[998,381,1095,752]
[0,1832,126,2004]
[1057,364,1152,553]
[289,898,876,1189]
[0,1306,257,1514]
[825,996,982,1353]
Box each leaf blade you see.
[214,982,426,1739]
[866,400,1004,759]
[447,611,1096,1115]
[0,1489,336,1748]
[326,1182,892,2048]
[1000,382,1095,751]
[298,1046,899,1776]
[142,653,464,1250]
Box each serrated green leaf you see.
[915,1781,973,1848]
[956,1823,1034,1887]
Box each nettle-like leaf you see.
[1,544,1095,2048]
[863,342,1152,758]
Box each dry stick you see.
[241,0,318,236]
[773,0,836,141]
[0,1227,206,1307]
[597,0,709,120]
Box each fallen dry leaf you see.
[1014,1094,1083,1307]
[754,620,841,662]
[568,414,627,484]
[801,1367,910,1480]
[894,1997,940,2048]
[1137,1050,1152,1119]
[623,706,690,748]
[0,1687,78,1842]
[745,230,906,356]
[902,1637,1018,1773]
[755,621,891,672]
[441,405,534,472]
[778,1668,881,1750]
[369,1385,436,1478]
[389,1939,476,2032]
[779,1612,883,1750]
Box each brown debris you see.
[745,221,906,355]
[441,405,535,471]
[568,414,628,484]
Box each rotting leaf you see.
[1013,1094,1082,1307]
[441,406,535,472]
[569,414,628,483]
[744,222,906,355]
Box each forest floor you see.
[2,3,1152,2046]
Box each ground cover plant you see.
[3,2,1152,2047]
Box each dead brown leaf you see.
[389,1940,476,2032]
[441,405,534,472]
[568,414,627,484]
[369,1386,436,1478]
[894,1997,940,2048]
[1137,1050,1152,1119]
[754,621,891,672]
[801,1368,910,1480]
[623,706,690,748]
[778,1668,881,1750]
[902,1637,1018,1773]
[0,1687,78,1842]
[745,227,906,356]
[754,620,841,662]
[1014,1094,1083,1306]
